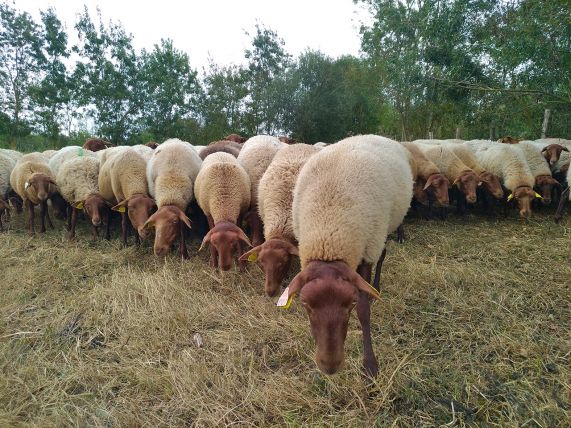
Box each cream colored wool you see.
[48,146,96,176]
[258,144,320,242]
[17,152,48,165]
[0,148,22,163]
[194,152,250,224]
[42,150,58,159]
[237,135,285,208]
[131,145,153,162]
[10,160,57,205]
[101,148,151,203]
[474,144,534,191]
[444,144,486,175]
[513,141,552,179]
[293,135,413,271]
[0,153,16,198]
[418,144,474,181]
[57,156,100,204]
[147,138,202,210]
[398,141,440,180]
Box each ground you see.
[0,210,569,427]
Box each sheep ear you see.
[239,245,263,262]
[142,218,155,230]
[236,228,252,247]
[287,242,299,256]
[541,147,548,153]
[277,270,308,308]
[507,193,514,201]
[178,211,192,229]
[111,200,128,213]
[199,229,213,251]
[74,201,84,209]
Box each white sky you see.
[22,0,372,71]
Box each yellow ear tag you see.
[75,201,84,209]
[534,192,543,199]
[276,286,295,309]
[507,193,514,202]
[247,252,258,262]
[116,206,126,213]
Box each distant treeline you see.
[0,0,569,151]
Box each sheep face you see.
[25,173,56,202]
[113,194,157,240]
[50,193,68,220]
[200,221,251,271]
[145,141,159,149]
[239,239,299,297]
[479,172,504,200]
[508,186,538,218]
[284,261,380,375]
[534,175,559,206]
[143,205,192,257]
[541,144,568,166]
[422,173,450,206]
[454,171,479,204]
[82,194,108,227]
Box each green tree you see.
[0,2,43,143]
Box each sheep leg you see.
[39,201,48,233]
[105,209,112,240]
[456,193,466,216]
[46,208,54,229]
[121,212,128,246]
[92,225,99,240]
[356,262,378,378]
[66,205,72,231]
[68,206,77,239]
[373,248,387,292]
[237,240,247,272]
[207,215,218,267]
[27,200,35,235]
[248,209,264,246]
[179,224,189,260]
[397,224,405,244]
[0,210,4,231]
[554,186,569,224]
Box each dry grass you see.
[0,210,569,427]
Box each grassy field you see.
[0,209,569,427]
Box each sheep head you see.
[200,221,251,271]
[142,205,192,257]
[279,260,380,375]
[541,144,568,166]
[25,173,56,202]
[422,173,450,206]
[479,171,504,200]
[453,171,479,204]
[112,194,157,239]
[507,186,541,218]
[239,238,299,297]
[534,175,560,206]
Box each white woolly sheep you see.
[240,143,319,296]
[143,138,202,258]
[48,146,96,176]
[10,155,57,234]
[237,135,285,245]
[474,143,539,218]
[195,152,251,270]
[98,147,156,244]
[513,141,559,205]
[280,134,412,377]
[57,156,108,239]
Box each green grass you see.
[0,210,569,427]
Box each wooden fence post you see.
[541,109,551,138]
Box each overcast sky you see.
[22,0,372,71]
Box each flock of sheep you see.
[0,133,569,377]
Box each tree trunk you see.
[541,109,551,138]
[455,127,461,139]
[489,122,496,141]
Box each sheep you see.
[237,135,285,246]
[0,148,22,162]
[131,144,154,162]
[57,156,108,239]
[418,144,480,207]
[194,152,251,270]
[83,137,113,152]
[143,138,201,258]
[474,144,540,218]
[10,154,57,234]
[528,141,569,167]
[445,144,504,200]
[280,134,412,376]
[224,133,247,144]
[199,140,242,160]
[399,141,450,207]
[513,141,559,205]
[98,147,156,245]
[239,144,319,296]
[0,152,17,230]
[49,146,97,176]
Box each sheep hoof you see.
[362,359,379,378]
